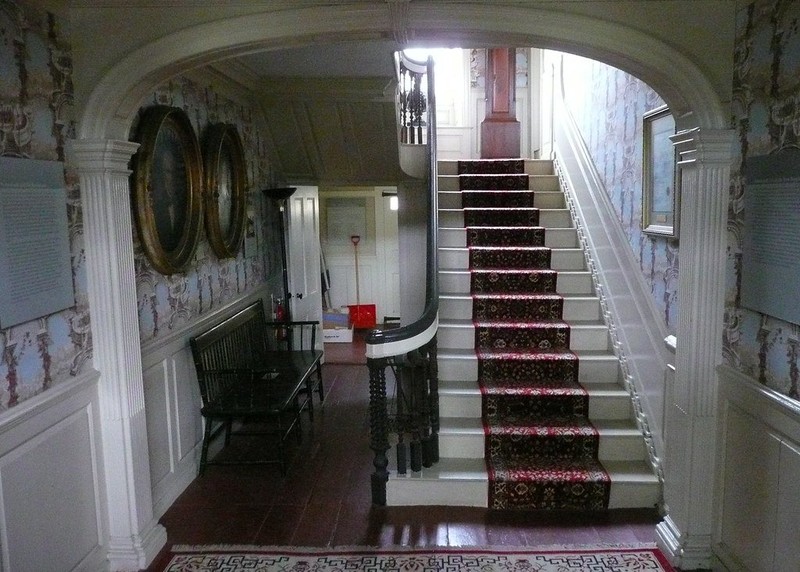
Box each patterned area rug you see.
[459,159,611,510]
[162,544,675,571]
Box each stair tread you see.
[439,378,625,393]
[438,348,618,360]
[439,245,580,252]
[440,416,642,435]
[390,457,488,481]
[440,292,597,301]
[439,318,606,328]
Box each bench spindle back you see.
[190,302,269,405]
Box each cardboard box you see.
[323,326,353,343]
[323,310,350,329]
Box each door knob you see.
[296,293,304,299]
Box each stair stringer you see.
[553,154,666,493]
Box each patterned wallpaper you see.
[726,0,800,400]
[556,54,679,332]
[134,79,284,341]
[0,0,284,412]
[0,0,85,411]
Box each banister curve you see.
[365,53,437,359]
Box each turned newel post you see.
[368,357,390,505]
[481,48,521,159]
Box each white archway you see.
[78,4,727,139]
[71,4,731,569]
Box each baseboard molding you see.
[656,515,714,569]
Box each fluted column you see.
[69,139,167,570]
[656,128,735,569]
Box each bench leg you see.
[316,364,325,402]
[304,383,315,421]
[224,419,233,445]
[199,419,214,476]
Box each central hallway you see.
[145,332,661,571]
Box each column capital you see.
[67,139,139,173]
[671,127,735,164]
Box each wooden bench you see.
[189,300,324,475]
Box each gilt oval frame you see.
[131,105,204,275]
[202,123,247,259]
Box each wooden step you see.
[386,457,659,509]
[437,416,648,462]
[437,319,610,351]
[439,293,601,322]
[438,269,594,295]
[437,159,554,176]
[438,246,585,271]
[438,190,567,210]
[437,349,622,385]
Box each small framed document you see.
[0,158,75,327]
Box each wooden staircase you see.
[385,158,660,509]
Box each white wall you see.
[320,188,400,323]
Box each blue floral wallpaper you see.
[0,0,85,410]
[726,0,800,400]
[557,54,679,332]
[134,79,284,341]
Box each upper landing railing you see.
[364,53,439,505]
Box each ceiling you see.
[236,39,398,79]
[224,39,407,188]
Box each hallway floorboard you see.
[145,332,660,570]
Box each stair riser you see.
[387,480,488,507]
[437,355,621,385]
[439,271,593,295]
[439,391,631,422]
[437,159,554,177]
[438,191,566,210]
[437,174,560,191]
[608,482,660,510]
[387,479,659,509]
[438,296,601,322]
[439,433,485,458]
[438,227,578,248]
[437,429,647,462]
[386,468,658,510]
[438,248,585,271]
[437,324,610,351]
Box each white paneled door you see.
[287,186,323,350]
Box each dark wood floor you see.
[145,331,661,571]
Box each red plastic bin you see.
[347,304,376,329]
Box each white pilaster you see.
[69,139,167,571]
[656,128,735,570]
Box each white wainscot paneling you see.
[436,127,473,161]
[144,344,203,517]
[0,373,105,572]
[715,365,800,572]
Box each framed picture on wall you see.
[642,105,679,238]
[202,123,247,258]
[132,105,204,274]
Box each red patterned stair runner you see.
[457,159,611,511]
